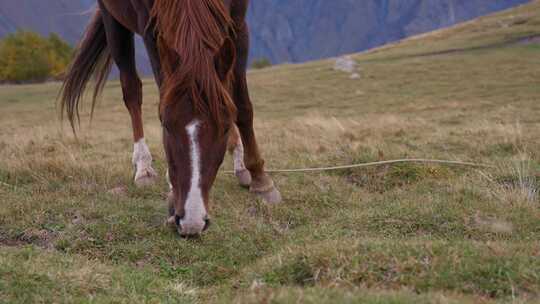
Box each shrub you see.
[46,33,74,78]
[251,57,272,69]
[0,31,73,83]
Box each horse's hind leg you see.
[227,124,252,187]
[100,6,157,187]
[232,22,281,204]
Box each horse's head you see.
[160,38,236,237]
[163,115,231,236]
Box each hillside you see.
[0,0,531,68]
[1,1,540,303]
[247,0,531,62]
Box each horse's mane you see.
[151,0,236,130]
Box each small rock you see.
[108,186,128,196]
[250,279,265,291]
[136,260,147,268]
[474,214,514,235]
[72,214,84,225]
[334,55,357,73]
[489,220,514,235]
[166,216,176,227]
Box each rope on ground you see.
[223,159,494,174]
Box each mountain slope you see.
[0,0,94,42]
[247,0,531,62]
[0,0,532,69]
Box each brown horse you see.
[60,0,281,237]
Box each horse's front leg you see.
[132,137,157,187]
[232,23,281,204]
[100,6,158,187]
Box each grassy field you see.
[1,2,540,303]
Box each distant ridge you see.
[0,0,530,74]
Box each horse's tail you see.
[60,9,112,132]
[151,0,237,131]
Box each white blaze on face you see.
[181,120,207,234]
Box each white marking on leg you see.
[132,138,157,185]
[133,138,153,170]
[231,131,251,187]
[233,137,247,173]
[166,169,172,191]
[181,120,207,234]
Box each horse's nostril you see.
[203,218,211,231]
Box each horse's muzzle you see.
[175,215,211,237]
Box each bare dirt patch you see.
[107,185,128,196]
[0,229,57,248]
[0,237,26,247]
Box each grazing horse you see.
[60,0,281,237]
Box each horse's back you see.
[100,0,248,34]
[99,0,147,34]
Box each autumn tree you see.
[0,31,73,83]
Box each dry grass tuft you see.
[478,152,538,206]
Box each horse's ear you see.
[215,38,236,81]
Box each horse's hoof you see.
[134,167,158,187]
[235,169,252,187]
[255,187,282,204]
